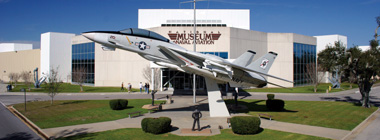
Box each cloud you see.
[0,40,41,49]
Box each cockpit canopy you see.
[119,28,169,42]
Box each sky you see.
[0,0,379,49]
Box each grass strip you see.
[243,83,358,93]
[58,128,330,140]
[11,83,141,93]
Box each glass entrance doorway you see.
[162,68,205,91]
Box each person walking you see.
[127,83,131,93]
[139,82,143,93]
[144,83,147,93]
[146,83,150,94]
[121,82,124,91]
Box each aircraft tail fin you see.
[246,51,277,74]
[232,50,256,67]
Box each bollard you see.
[326,89,329,93]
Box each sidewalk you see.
[343,108,380,140]
[1,90,175,95]
[43,96,350,139]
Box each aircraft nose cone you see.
[82,33,95,40]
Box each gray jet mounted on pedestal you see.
[82,28,293,117]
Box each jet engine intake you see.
[101,45,115,51]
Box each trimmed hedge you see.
[231,116,261,134]
[109,99,128,110]
[267,94,275,100]
[266,99,285,111]
[141,117,172,134]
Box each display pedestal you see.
[205,78,230,117]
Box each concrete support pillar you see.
[160,69,163,91]
[151,68,154,91]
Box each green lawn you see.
[58,128,329,140]
[11,83,140,93]
[226,99,376,130]
[244,83,358,93]
[13,100,165,129]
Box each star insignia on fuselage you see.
[138,41,147,50]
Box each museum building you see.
[69,9,316,91]
[2,9,347,92]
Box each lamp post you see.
[192,0,197,104]
[181,0,206,104]
[21,88,26,112]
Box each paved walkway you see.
[0,84,6,93]
[43,96,350,139]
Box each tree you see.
[44,67,63,105]
[317,41,347,87]
[72,67,87,92]
[375,16,380,41]
[8,72,20,87]
[318,17,380,107]
[20,71,32,91]
[346,41,379,108]
[143,66,161,92]
[345,47,362,89]
[305,63,326,92]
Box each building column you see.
[151,68,154,91]
[160,69,163,91]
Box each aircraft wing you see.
[222,61,294,83]
[157,45,293,83]
[157,45,204,66]
[157,45,187,66]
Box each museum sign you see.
[168,31,221,45]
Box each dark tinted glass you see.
[72,42,95,84]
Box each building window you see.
[161,24,227,27]
[72,42,95,84]
[200,52,228,59]
[293,43,316,86]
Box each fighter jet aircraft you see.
[82,28,292,88]
[83,28,292,117]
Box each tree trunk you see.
[314,84,317,93]
[349,84,352,89]
[362,91,370,108]
[358,80,372,108]
[51,96,54,105]
[151,93,155,106]
[80,85,83,92]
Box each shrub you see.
[267,94,275,100]
[266,99,285,111]
[141,117,172,134]
[230,116,261,134]
[109,99,128,110]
